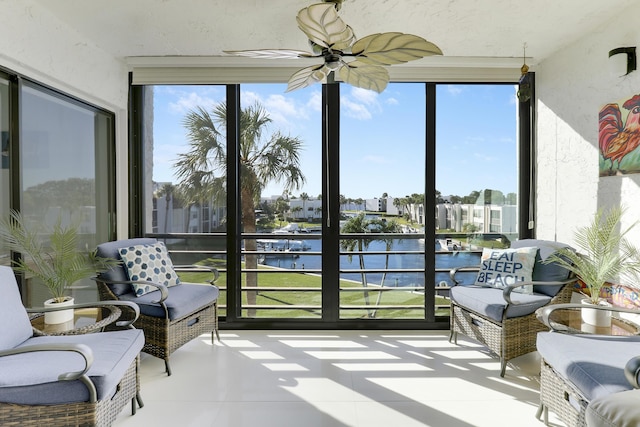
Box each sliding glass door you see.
[137,81,524,327]
[18,81,115,305]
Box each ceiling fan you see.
[224,0,443,93]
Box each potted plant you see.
[545,206,640,326]
[0,210,119,324]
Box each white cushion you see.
[474,246,537,294]
[118,241,181,297]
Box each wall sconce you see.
[609,47,636,76]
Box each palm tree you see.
[175,102,305,316]
[300,192,309,220]
[155,183,176,234]
[275,197,289,226]
[368,218,403,317]
[340,213,375,318]
[291,206,303,220]
[339,194,347,211]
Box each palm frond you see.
[546,206,640,303]
[0,210,120,302]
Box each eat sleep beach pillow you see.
[475,246,538,294]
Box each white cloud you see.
[307,90,322,112]
[168,91,218,114]
[466,136,486,144]
[362,154,390,164]
[386,97,399,105]
[341,97,372,120]
[474,152,497,162]
[351,87,379,105]
[446,85,463,96]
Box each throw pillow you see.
[118,241,181,297]
[475,246,538,294]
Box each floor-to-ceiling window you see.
[339,83,427,320]
[434,84,520,290]
[0,71,116,305]
[0,74,10,265]
[135,79,526,329]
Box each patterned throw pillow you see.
[118,242,181,297]
[474,246,538,294]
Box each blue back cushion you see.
[96,238,158,296]
[0,266,33,351]
[510,239,573,296]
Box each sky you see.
[152,82,518,200]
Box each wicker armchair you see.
[0,266,144,427]
[449,239,576,377]
[95,238,220,376]
[536,303,640,427]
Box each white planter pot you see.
[581,298,612,327]
[44,297,75,325]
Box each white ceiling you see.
[32,0,636,69]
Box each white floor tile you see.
[114,330,566,427]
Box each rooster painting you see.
[599,94,640,176]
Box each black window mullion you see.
[322,81,340,323]
[226,84,241,322]
[425,83,437,322]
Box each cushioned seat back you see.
[0,266,34,351]
[510,239,573,297]
[96,238,158,296]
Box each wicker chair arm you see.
[174,264,220,284]
[0,343,97,402]
[536,303,640,332]
[449,266,479,285]
[502,278,576,305]
[94,277,169,304]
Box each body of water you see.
[259,236,481,288]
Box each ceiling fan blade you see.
[351,33,443,66]
[223,49,315,60]
[286,64,329,92]
[297,3,355,51]
[338,61,389,93]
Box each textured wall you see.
[536,2,640,250]
[0,0,130,236]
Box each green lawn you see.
[178,260,451,319]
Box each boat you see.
[437,238,461,252]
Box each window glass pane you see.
[435,84,518,292]
[239,83,322,319]
[148,85,229,315]
[20,82,113,304]
[0,77,9,264]
[340,83,426,320]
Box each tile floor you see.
[114,330,563,427]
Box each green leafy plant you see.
[545,206,640,304]
[0,210,119,303]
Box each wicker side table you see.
[30,305,122,336]
[544,308,640,336]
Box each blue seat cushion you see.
[537,332,640,402]
[118,283,219,321]
[0,329,144,405]
[451,285,552,322]
[96,238,158,296]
